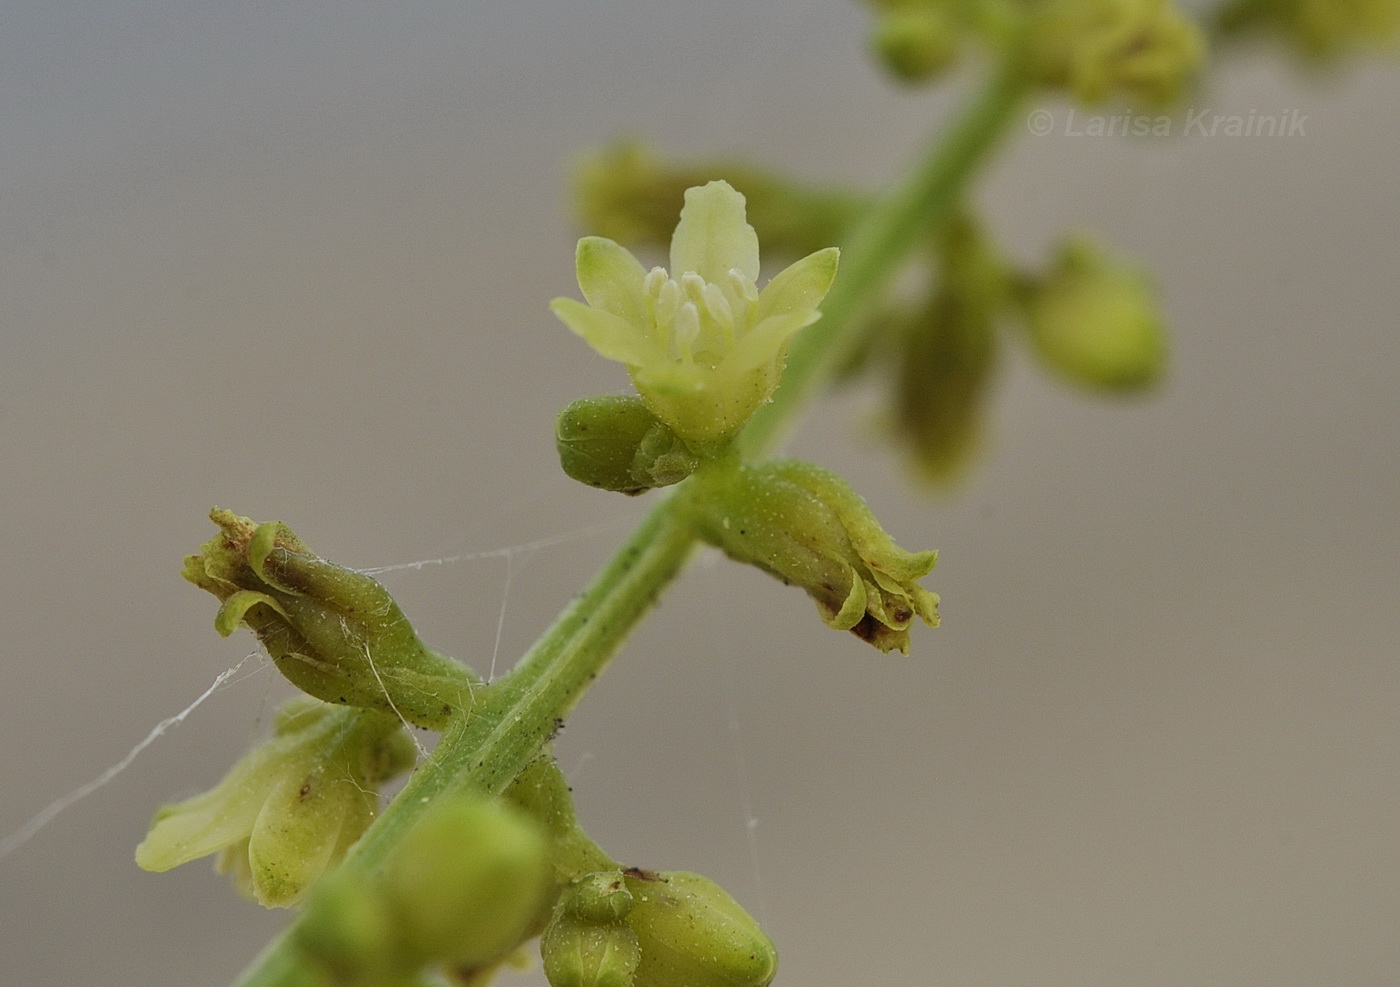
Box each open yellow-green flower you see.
[552,180,839,449]
[135,699,415,908]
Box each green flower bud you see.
[557,396,700,495]
[891,213,1008,485]
[296,867,399,981]
[623,870,776,987]
[382,790,551,971]
[185,508,473,729]
[1020,237,1166,392]
[136,699,412,908]
[687,460,939,654]
[1216,0,1399,59]
[870,5,962,83]
[1026,0,1205,106]
[541,874,642,987]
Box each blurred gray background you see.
[3,2,1398,985]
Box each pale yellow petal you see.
[551,298,665,368]
[669,181,759,285]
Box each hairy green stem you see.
[233,60,1028,987]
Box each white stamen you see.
[672,302,701,362]
[680,272,707,304]
[702,282,734,335]
[655,278,681,327]
[728,268,759,304]
[644,267,668,298]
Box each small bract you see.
[552,180,839,450]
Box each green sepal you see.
[542,912,641,987]
[213,589,288,637]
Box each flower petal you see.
[724,310,819,377]
[135,766,268,872]
[551,298,666,368]
[669,181,759,286]
[753,246,839,324]
[575,236,650,327]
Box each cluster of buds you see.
[554,181,941,654]
[1024,0,1205,105]
[541,868,776,987]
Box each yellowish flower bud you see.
[1021,237,1166,392]
[296,867,399,981]
[1217,0,1399,59]
[871,5,962,82]
[1027,0,1205,106]
[624,870,776,987]
[382,790,551,971]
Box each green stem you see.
[742,56,1027,455]
[232,59,1028,987]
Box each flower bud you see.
[686,460,939,654]
[890,214,1007,485]
[541,875,642,987]
[557,396,700,495]
[1026,0,1204,106]
[296,867,399,981]
[136,699,413,907]
[382,790,551,971]
[1020,237,1166,392]
[185,508,473,729]
[870,5,961,83]
[623,870,776,987]
[1216,0,1399,58]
